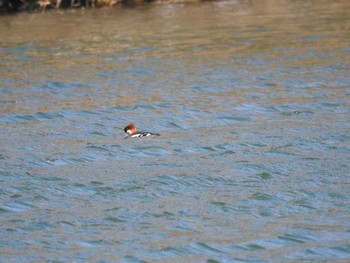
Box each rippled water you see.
[1,1,350,262]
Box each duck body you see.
[124,123,160,139]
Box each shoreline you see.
[0,0,204,13]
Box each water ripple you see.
[1,2,350,262]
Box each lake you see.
[1,0,350,262]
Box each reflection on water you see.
[1,0,350,262]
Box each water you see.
[1,1,350,262]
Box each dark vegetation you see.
[0,0,161,13]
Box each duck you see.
[124,123,160,138]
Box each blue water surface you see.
[1,1,350,262]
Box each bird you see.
[123,123,160,138]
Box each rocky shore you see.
[0,0,203,13]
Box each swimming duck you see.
[124,123,160,138]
